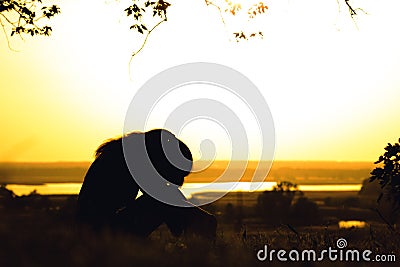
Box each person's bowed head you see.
[77,129,217,239]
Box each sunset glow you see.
[1,0,400,162]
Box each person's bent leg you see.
[163,202,217,239]
[112,195,165,237]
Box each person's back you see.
[77,137,139,227]
[77,129,217,238]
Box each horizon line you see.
[0,159,376,164]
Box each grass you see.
[1,204,399,267]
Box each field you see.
[0,189,399,267]
[0,161,398,266]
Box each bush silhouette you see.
[256,181,301,224]
[370,138,400,224]
[290,197,320,225]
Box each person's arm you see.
[162,185,217,238]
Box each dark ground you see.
[0,189,399,267]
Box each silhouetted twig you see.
[129,15,167,78]
[0,17,19,51]
[375,208,397,233]
[340,0,369,30]
[286,223,300,237]
[130,17,167,60]
[204,0,227,27]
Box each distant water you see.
[6,182,362,198]
[339,220,366,229]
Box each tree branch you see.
[0,17,19,51]
[375,208,397,233]
[129,14,168,77]
[344,0,357,17]
[204,0,227,27]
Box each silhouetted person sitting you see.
[77,129,217,238]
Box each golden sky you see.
[1,0,400,162]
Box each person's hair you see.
[95,129,193,186]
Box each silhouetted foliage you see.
[359,177,382,197]
[1,0,367,60]
[271,181,301,194]
[0,184,15,198]
[291,197,320,225]
[256,182,322,225]
[256,181,302,224]
[0,0,60,48]
[124,0,366,58]
[370,138,400,223]
[0,184,16,209]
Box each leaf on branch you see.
[369,138,400,211]
[248,2,268,18]
[227,4,241,16]
[125,7,133,16]
[233,31,247,41]
[42,26,52,36]
[151,0,170,17]
[129,23,149,35]
[2,1,60,39]
[43,5,61,19]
